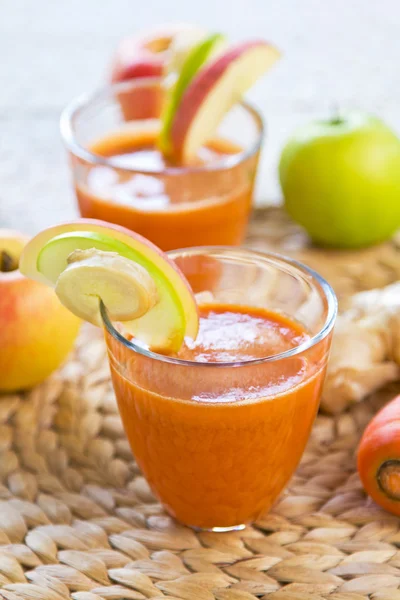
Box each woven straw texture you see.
[1,207,400,600]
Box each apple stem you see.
[0,250,18,272]
[330,117,344,126]
[330,103,344,126]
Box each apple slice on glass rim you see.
[159,32,227,156]
[19,219,199,354]
[166,40,280,164]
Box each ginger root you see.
[321,282,400,414]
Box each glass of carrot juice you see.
[102,248,337,531]
[60,78,263,251]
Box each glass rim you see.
[100,247,338,368]
[59,76,265,176]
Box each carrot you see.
[358,394,400,515]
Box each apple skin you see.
[0,230,81,392]
[280,112,400,248]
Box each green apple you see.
[19,219,199,352]
[279,112,400,248]
[159,32,226,156]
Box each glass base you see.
[190,523,247,532]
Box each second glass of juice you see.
[60,78,263,251]
[102,248,337,531]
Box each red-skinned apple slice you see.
[19,219,199,353]
[169,41,280,163]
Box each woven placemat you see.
[1,207,400,600]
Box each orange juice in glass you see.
[60,78,262,251]
[102,248,336,530]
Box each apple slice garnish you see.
[169,41,280,163]
[159,32,226,156]
[19,219,199,353]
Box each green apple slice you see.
[19,219,199,353]
[159,32,226,156]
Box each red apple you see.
[0,230,81,392]
[110,24,203,120]
[110,24,201,83]
[169,41,280,163]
